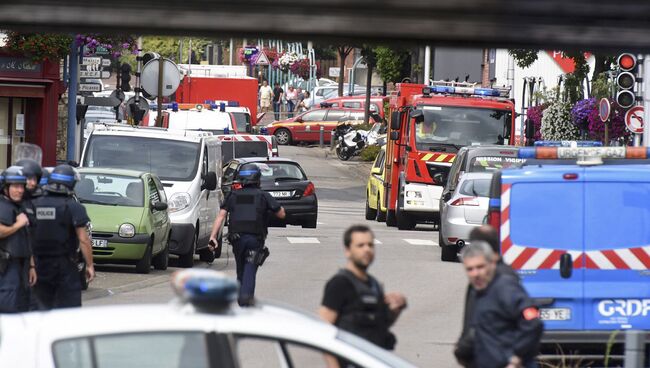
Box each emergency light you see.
[172,102,179,112]
[534,140,603,147]
[260,127,268,135]
[422,86,500,97]
[220,102,226,112]
[518,146,650,160]
[223,127,230,134]
[171,269,238,306]
[228,101,240,107]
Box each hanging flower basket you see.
[541,100,581,141]
[3,32,72,62]
[526,104,547,141]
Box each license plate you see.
[92,239,108,248]
[540,308,571,321]
[270,191,292,198]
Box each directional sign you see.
[79,70,111,79]
[255,51,270,66]
[625,106,644,134]
[599,98,611,123]
[79,83,102,92]
[84,46,110,55]
[82,57,111,67]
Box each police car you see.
[0,270,416,368]
[487,145,650,363]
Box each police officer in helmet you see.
[0,166,37,312]
[15,159,43,199]
[209,162,285,306]
[32,164,94,309]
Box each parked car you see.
[0,270,416,368]
[321,96,388,118]
[266,108,365,145]
[439,172,492,262]
[222,158,318,228]
[366,145,388,222]
[76,168,172,273]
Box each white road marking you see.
[404,239,436,246]
[317,222,325,225]
[287,237,321,244]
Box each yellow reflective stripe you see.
[449,156,456,162]
[421,153,434,161]
[435,154,449,162]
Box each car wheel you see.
[365,196,377,220]
[136,242,153,274]
[152,235,169,270]
[376,197,386,222]
[386,210,397,227]
[441,244,459,262]
[438,225,444,248]
[274,129,292,145]
[178,230,196,268]
[302,215,317,229]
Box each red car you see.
[320,96,388,119]
[265,108,366,145]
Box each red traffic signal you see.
[618,53,637,71]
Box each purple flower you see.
[526,104,546,141]
[122,43,130,50]
[571,98,596,129]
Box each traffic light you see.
[615,53,638,109]
[120,63,132,92]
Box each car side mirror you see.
[390,131,400,141]
[442,191,452,202]
[152,202,168,211]
[202,171,218,191]
[410,109,425,123]
[245,123,252,133]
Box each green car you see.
[76,168,171,274]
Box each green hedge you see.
[360,145,381,162]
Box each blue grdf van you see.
[487,146,650,365]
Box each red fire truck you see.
[382,82,516,230]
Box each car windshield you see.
[459,178,491,197]
[76,174,144,207]
[415,105,512,149]
[222,141,269,163]
[83,136,201,181]
[469,156,526,172]
[258,162,306,181]
[231,112,250,132]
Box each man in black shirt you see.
[319,225,407,350]
[460,241,542,368]
[272,83,284,120]
[455,225,520,367]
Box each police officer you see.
[32,164,94,309]
[16,159,44,200]
[319,225,407,350]
[460,242,543,368]
[209,163,285,306]
[0,166,37,312]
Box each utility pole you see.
[66,42,79,162]
[644,55,650,147]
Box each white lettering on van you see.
[598,299,650,317]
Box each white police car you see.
[0,270,416,368]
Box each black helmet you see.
[236,163,262,187]
[39,169,50,187]
[2,166,27,186]
[16,159,42,182]
[46,164,77,194]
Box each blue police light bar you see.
[220,102,226,112]
[209,103,218,110]
[424,85,501,97]
[431,86,455,94]
[518,148,537,159]
[474,88,500,97]
[172,102,179,112]
[518,146,650,159]
[260,127,268,135]
[204,100,215,105]
[228,101,240,107]
[172,269,238,306]
[223,127,230,135]
[534,140,603,147]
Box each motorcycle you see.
[335,122,368,161]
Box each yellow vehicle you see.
[365,145,388,222]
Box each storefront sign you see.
[0,57,41,74]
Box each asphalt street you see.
[84,145,467,367]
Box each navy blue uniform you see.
[0,196,32,312]
[224,187,280,303]
[32,193,89,309]
[470,272,543,368]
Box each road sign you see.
[599,98,611,123]
[141,58,181,98]
[82,57,111,67]
[255,52,270,66]
[625,106,644,134]
[329,67,340,78]
[79,70,111,79]
[79,83,102,92]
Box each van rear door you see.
[502,167,585,330]
[582,165,650,330]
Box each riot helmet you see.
[46,164,77,194]
[2,166,27,186]
[39,169,50,187]
[236,163,262,187]
[16,159,42,191]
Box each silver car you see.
[439,172,492,262]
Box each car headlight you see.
[119,223,135,238]
[168,192,191,213]
[406,191,422,198]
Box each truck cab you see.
[381,82,516,230]
[487,146,650,365]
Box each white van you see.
[166,108,235,134]
[81,124,223,267]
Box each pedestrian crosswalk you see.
[274,237,437,246]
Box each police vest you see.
[227,188,267,235]
[32,195,74,257]
[335,269,394,349]
[0,197,30,258]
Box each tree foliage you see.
[373,46,408,84]
[119,36,212,69]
